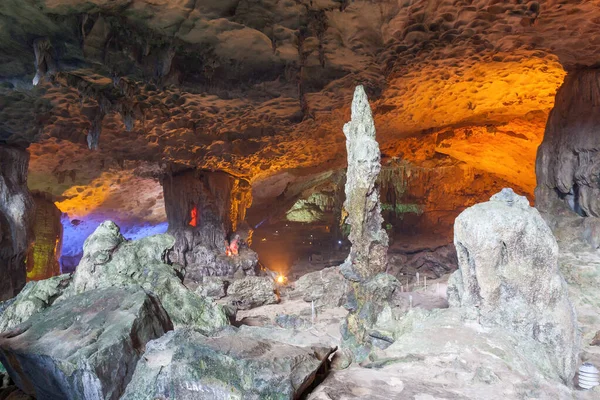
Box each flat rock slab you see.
[0,287,172,400]
[121,327,334,400]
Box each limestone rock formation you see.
[195,276,227,299]
[0,287,172,400]
[339,85,389,282]
[25,192,62,281]
[162,170,258,279]
[448,188,579,383]
[0,146,34,301]
[536,70,600,219]
[227,276,279,310]
[61,221,229,333]
[121,327,334,400]
[0,274,70,333]
[294,266,349,309]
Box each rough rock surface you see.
[0,146,34,301]
[0,274,71,333]
[121,327,334,400]
[0,287,172,400]
[294,266,348,309]
[194,276,227,300]
[536,70,600,219]
[339,85,388,282]
[448,188,579,383]
[163,169,258,278]
[25,191,63,281]
[227,276,279,310]
[61,221,229,333]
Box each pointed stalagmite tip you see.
[350,85,371,120]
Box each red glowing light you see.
[189,206,198,227]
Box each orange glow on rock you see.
[189,206,198,227]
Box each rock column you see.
[0,146,35,301]
[339,85,389,282]
[26,191,63,281]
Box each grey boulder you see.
[448,188,579,383]
[227,276,279,310]
[121,327,334,400]
[294,266,348,309]
[61,221,229,334]
[0,286,172,400]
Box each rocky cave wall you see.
[0,146,35,301]
[162,169,257,278]
[25,191,62,281]
[536,69,600,218]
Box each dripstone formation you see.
[162,169,258,280]
[448,188,580,384]
[339,85,389,282]
[0,146,35,301]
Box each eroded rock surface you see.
[0,274,71,333]
[448,188,579,383]
[0,146,34,301]
[0,287,172,400]
[121,327,334,400]
[227,276,279,310]
[294,266,348,309]
[339,85,388,282]
[61,221,229,333]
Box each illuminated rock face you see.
[26,192,62,281]
[339,86,388,282]
[0,146,34,301]
[162,170,257,278]
[536,70,600,218]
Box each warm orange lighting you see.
[276,275,287,285]
[189,206,198,227]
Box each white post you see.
[409,295,413,308]
[416,272,420,288]
[424,276,427,290]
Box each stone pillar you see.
[26,192,63,281]
[339,85,389,282]
[0,146,35,301]
[161,169,257,279]
[536,69,600,217]
[448,188,579,384]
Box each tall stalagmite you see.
[26,192,63,281]
[0,146,35,301]
[340,85,389,282]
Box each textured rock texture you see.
[61,221,229,333]
[294,266,348,309]
[339,85,388,282]
[121,327,334,400]
[163,169,258,278]
[536,70,600,219]
[0,146,34,301]
[448,188,579,384]
[25,191,62,281]
[0,274,70,333]
[0,287,172,400]
[227,276,279,310]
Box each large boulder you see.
[0,274,71,333]
[0,287,172,400]
[61,221,229,334]
[121,327,334,400]
[448,188,579,383]
[227,276,279,310]
[294,266,348,309]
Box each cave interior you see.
[1,0,600,399]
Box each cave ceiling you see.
[0,0,596,223]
